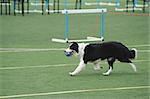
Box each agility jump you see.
[14,0,44,15]
[46,0,82,14]
[115,0,149,13]
[52,9,107,43]
[84,0,120,7]
[0,0,11,15]
[52,0,107,43]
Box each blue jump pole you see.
[96,0,100,8]
[134,0,138,7]
[34,0,36,11]
[100,10,104,38]
[64,0,67,9]
[64,0,69,42]
[46,0,48,11]
[14,0,16,15]
[108,0,111,3]
[64,0,68,42]
[65,10,69,41]
[116,0,120,8]
[99,0,102,4]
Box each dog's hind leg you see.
[129,62,137,72]
[103,57,116,76]
[126,60,137,72]
[119,58,137,72]
[103,66,113,76]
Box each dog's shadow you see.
[77,71,141,79]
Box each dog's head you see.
[64,42,79,57]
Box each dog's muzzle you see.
[64,48,74,57]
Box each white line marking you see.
[0,63,76,70]
[0,48,65,52]
[0,86,149,99]
[138,50,150,52]
[0,60,149,70]
[0,48,65,50]
[128,44,150,47]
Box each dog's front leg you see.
[69,60,86,76]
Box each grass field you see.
[0,0,150,99]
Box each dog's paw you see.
[69,72,75,76]
[102,72,110,76]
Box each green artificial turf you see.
[0,0,149,99]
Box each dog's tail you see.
[129,48,137,59]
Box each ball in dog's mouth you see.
[64,48,73,57]
[65,51,73,57]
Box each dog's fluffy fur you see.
[65,41,137,76]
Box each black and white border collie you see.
[65,41,137,76]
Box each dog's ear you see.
[70,42,79,53]
[72,42,78,46]
[69,42,78,47]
